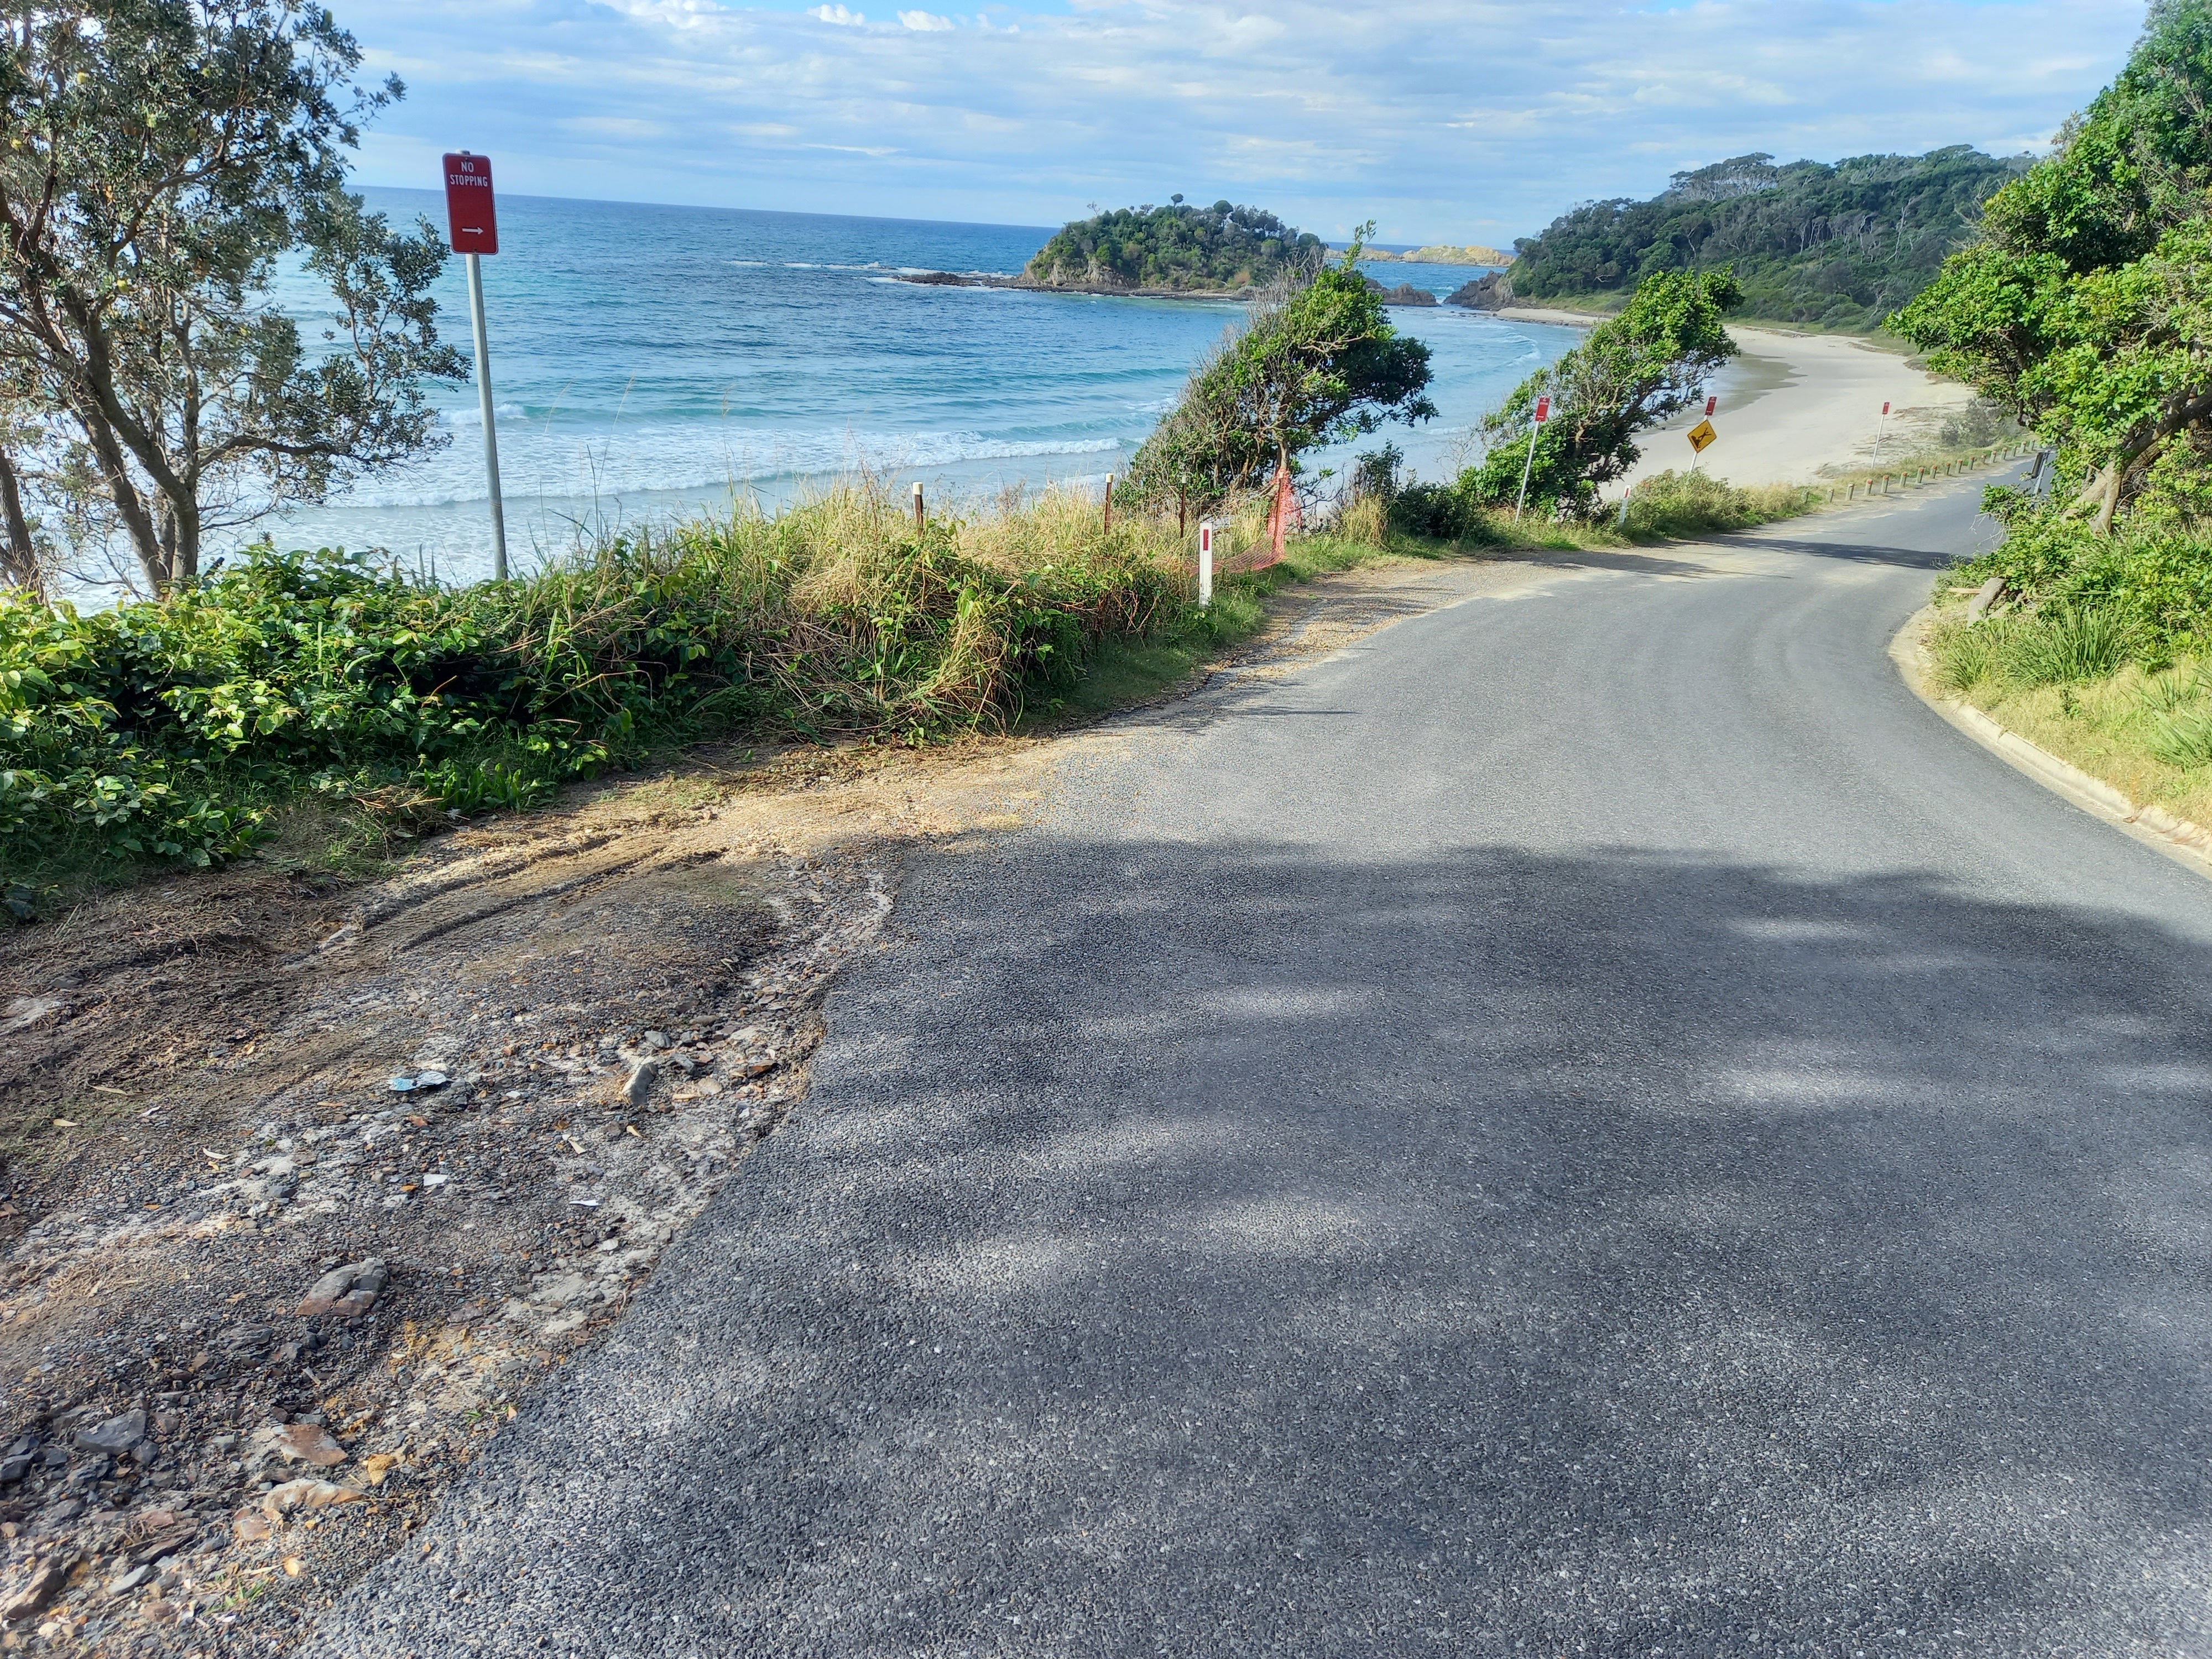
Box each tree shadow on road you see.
[317,839,2212,1659]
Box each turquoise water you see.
[263,192,1575,579]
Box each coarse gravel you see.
[306,474,2212,1657]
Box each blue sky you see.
[352,0,2146,243]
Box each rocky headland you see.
[896,269,1263,300]
[1353,243,1514,268]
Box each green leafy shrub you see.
[1387,479,1489,540]
[1620,469,1818,538]
[1384,464,1815,543]
[1460,269,1742,513]
[1948,501,2212,659]
[1,484,1194,877]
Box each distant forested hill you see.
[1023,199,1324,293]
[1486,148,2032,331]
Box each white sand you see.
[1493,311,1978,489]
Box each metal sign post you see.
[1198,519,1214,607]
[1875,399,1891,465]
[1688,394,1719,471]
[443,152,507,580]
[1514,394,1551,521]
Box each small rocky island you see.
[1368,279,1438,307]
[895,198,1327,298]
[1354,243,1514,268]
[1015,197,1326,296]
[895,206,1494,303]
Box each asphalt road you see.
[309,478,2212,1658]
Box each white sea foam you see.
[336,421,1129,509]
[439,403,529,427]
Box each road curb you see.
[1891,606,2212,881]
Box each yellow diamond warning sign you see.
[1687,419,1718,455]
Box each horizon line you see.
[353,184,1483,252]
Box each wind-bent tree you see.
[1460,267,1741,509]
[0,1,466,591]
[1895,0,2212,533]
[1125,228,1435,512]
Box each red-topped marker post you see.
[1513,393,1551,521]
[443,151,508,579]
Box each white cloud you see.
[354,0,2147,243]
[557,116,672,138]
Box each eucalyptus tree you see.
[0,0,465,591]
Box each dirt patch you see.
[0,737,1071,1656]
[0,552,1499,1655]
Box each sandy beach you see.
[1493,310,1980,490]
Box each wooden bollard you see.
[1103,473,1114,534]
[912,481,924,531]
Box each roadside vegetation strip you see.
[1382,463,1820,545]
[1919,592,2212,847]
[1903,602,2212,878]
[1,471,1838,921]
[0,485,1209,904]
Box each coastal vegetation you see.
[1385,268,1743,529]
[1024,198,1324,293]
[1911,0,2212,826]
[0,1,465,596]
[0,457,1839,909]
[1473,147,2029,331]
[0,486,1198,894]
[1123,231,1435,510]
[1383,461,1816,544]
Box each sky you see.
[352,0,2148,244]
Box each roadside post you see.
[443,152,507,581]
[912,482,925,530]
[1875,399,1891,463]
[1103,473,1114,534]
[1687,422,1718,466]
[1198,519,1214,607]
[1514,394,1551,521]
[1687,394,1718,472]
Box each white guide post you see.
[465,252,508,582]
[1198,519,1214,608]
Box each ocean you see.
[260,191,1577,580]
